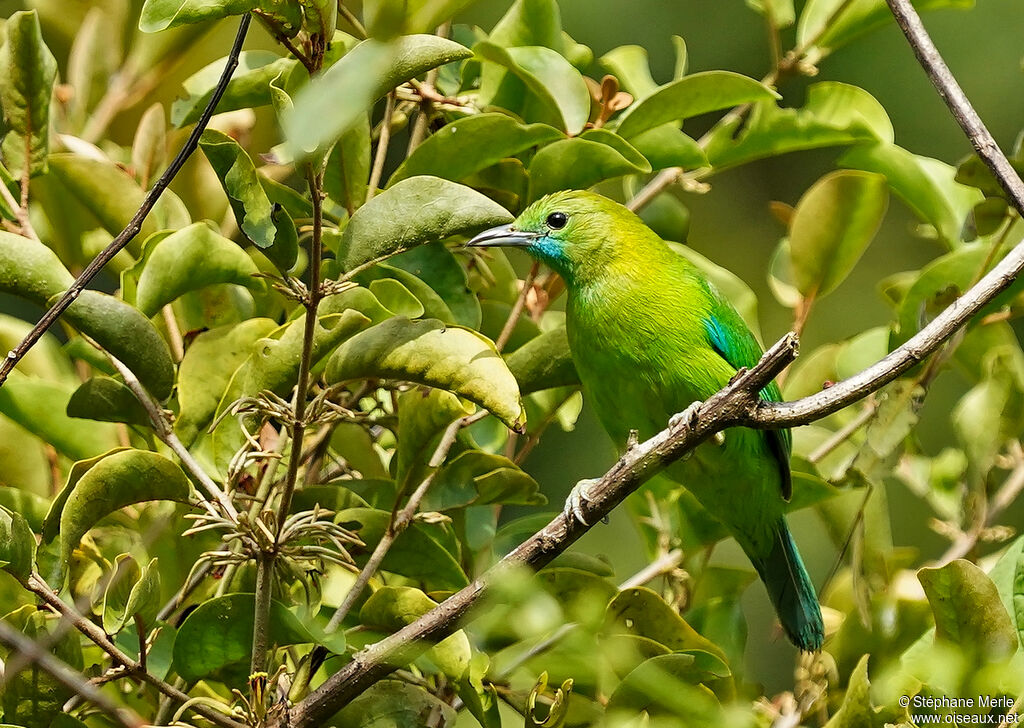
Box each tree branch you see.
[0,13,253,390]
[284,15,1024,710]
[0,620,145,728]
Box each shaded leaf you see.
[0,11,57,176]
[323,114,371,216]
[332,680,456,728]
[918,559,1017,660]
[0,372,119,460]
[102,555,160,634]
[172,593,344,683]
[788,170,888,298]
[605,652,728,720]
[423,450,545,510]
[325,317,526,431]
[48,449,192,574]
[505,324,580,394]
[66,376,151,427]
[0,505,35,582]
[839,142,982,246]
[605,587,726,662]
[131,103,168,185]
[336,507,469,590]
[394,387,471,491]
[391,242,482,327]
[614,71,778,140]
[337,176,513,272]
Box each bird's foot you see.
[669,401,703,430]
[563,478,604,526]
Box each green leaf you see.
[988,535,1024,650]
[173,593,342,683]
[355,264,451,321]
[787,170,888,299]
[66,376,152,427]
[0,487,50,532]
[821,654,885,728]
[390,242,481,328]
[797,0,974,57]
[747,0,795,27]
[135,222,262,317]
[299,0,336,37]
[953,376,1010,476]
[41,449,130,543]
[474,43,591,135]
[323,114,371,216]
[284,34,472,159]
[423,450,545,510]
[600,45,660,99]
[0,11,57,176]
[605,652,728,720]
[0,505,36,582]
[389,113,563,188]
[47,154,162,244]
[528,136,650,201]
[505,324,580,394]
[0,373,119,460]
[0,231,75,304]
[337,176,513,272]
[394,386,472,491]
[629,124,708,171]
[325,317,526,431]
[605,587,726,661]
[48,449,193,573]
[613,71,778,140]
[139,0,262,33]
[839,142,982,246]
[332,680,456,728]
[704,81,893,171]
[336,507,469,590]
[918,559,1017,660]
[200,129,282,251]
[61,290,176,400]
[102,555,161,634]
[171,50,300,127]
[131,103,168,186]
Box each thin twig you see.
[338,3,367,38]
[0,13,253,390]
[0,175,37,241]
[495,261,539,353]
[366,92,395,203]
[107,353,238,521]
[0,620,145,728]
[325,410,488,632]
[25,574,246,728]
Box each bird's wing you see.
[702,295,793,501]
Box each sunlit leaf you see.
[600,45,659,99]
[326,317,526,431]
[614,71,778,140]
[787,170,888,299]
[474,42,591,134]
[102,555,160,634]
[337,176,513,272]
[0,505,36,582]
[389,113,562,188]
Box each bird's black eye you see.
[546,211,568,229]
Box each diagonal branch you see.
[0,13,253,390]
[280,6,1024,723]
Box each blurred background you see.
[1,0,1022,693]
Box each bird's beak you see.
[466,223,540,248]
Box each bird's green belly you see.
[572,339,783,555]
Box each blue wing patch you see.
[703,313,793,501]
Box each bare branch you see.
[0,620,145,728]
[0,13,253,390]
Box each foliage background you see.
[0,0,1023,725]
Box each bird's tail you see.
[750,520,824,652]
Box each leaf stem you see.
[366,92,395,202]
[495,261,539,353]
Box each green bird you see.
[469,190,824,652]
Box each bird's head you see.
[467,190,645,285]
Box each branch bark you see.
[278,5,1024,724]
[0,13,253,390]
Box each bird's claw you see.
[563,478,604,526]
[669,401,703,430]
